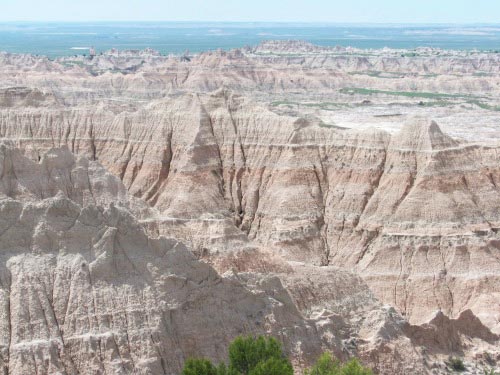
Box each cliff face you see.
[0,143,326,374]
[1,90,499,338]
[0,41,500,373]
[0,142,472,375]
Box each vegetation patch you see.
[473,72,493,77]
[340,87,483,100]
[348,71,383,78]
[270,100,297,107]
[181,336,373,375]
[60,60,86,67]
[417,100,451,107]
[373,113,403,117]
[304,352,373,375]
[348,71,405,78]
[270,101,349,110]
[466,100,500,111]
[446,357,466,372]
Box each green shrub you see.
[305,352,341,375]
[182,358,218,375]
[215,362,238,375]
[340,359,373,375]
[248,357,294,375]
[181,335,292,375]
[447,357,466,372]
[228,336,286,375]
[180,338,375,375]
[305,353,373,375]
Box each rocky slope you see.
[3,143,494,374]
[0,41,499,373]
[1,41,499,103]
[0,143,325,374]
[1,88,499,338]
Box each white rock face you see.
[0,143,435,375]
[0,144,326,374]
[1,89,498,337]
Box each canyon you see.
[0,41,499,374]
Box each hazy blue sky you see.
[0,0,499,23]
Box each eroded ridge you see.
[1,41,500,373]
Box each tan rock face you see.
[1,89,498,337]
[1,42,500,373]
[2,143,480,375]
[0,144,330,374]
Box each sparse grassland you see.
[339,87,480,100]
[270,100,349,110]
[467,100,500,111]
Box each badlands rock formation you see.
[0,41,499,373]
[0,142,481,375]
[0,143,326,374]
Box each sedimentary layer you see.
[3,143,489,375]
[1,88,499,337]
[1,41,500,373]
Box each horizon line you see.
[1,20,500,25]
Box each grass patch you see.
[348,71,383,78]
[270,100,297,107]
[271,101,348,111]
[420,73,439,78]
[340,87,482,100]
[466,100,500,111]
[60,60,86,67]
[417,100,452,107]
[400,52,419,57]
[303,102,347,110]
[473,72,493,77]
[373,113,403,117]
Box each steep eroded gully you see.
[1,90,500,335]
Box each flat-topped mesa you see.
[251,39,500,59]
[102,47,162,57]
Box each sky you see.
[0,0,499,23]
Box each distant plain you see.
[1,22,500,57]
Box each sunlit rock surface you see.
[0,41,499,374]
